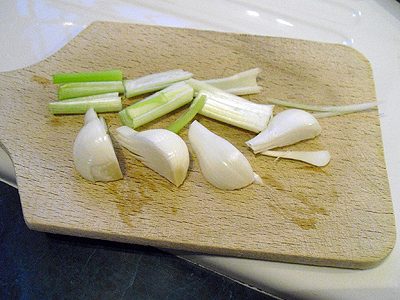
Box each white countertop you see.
[1,1,399,299]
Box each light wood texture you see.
[0,22,395,269]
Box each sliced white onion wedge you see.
[73,108,123,182]
[188,120,262,190]
[261,150,331,167]
[246,109,322,153]
[115,126,189,187]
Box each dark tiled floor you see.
[0,182,274,299]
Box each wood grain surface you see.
[0,22,395,269]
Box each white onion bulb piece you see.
[246,109,322,153]
[115,126,189,187]
[73,108,123,182]
[261,150,331,167]
[188,120,262,190]
[84,107,98,125]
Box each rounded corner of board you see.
[21,213,36,230]
[355,241,397,270]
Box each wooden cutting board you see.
[0,22,395,269]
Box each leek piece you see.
[49,93,122,114]
[312,106,378,118]
[124,82,192,118]
[53,69,123,84]
[187,79,273,133]
[167,94,207,133]
[58,81,125,100]
[119,82,194,128]
[124,69,193,98]
[265,97,377,113]
[204,68,262,95]
[119,109,134,127]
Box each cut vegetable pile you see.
[50,68,378,189]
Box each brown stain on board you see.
[107,163,181,227]
[106,141,153,226]
[290,191,332,230]
[269,192,331,230]
[31,75,51,85]
[292,217,317,230]
[262,169,335,230]
[107,178,154,227]
[295,165,330,175]
[48,117,62,127]
[292,192,329,216]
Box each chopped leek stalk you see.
[119,82,194,128]
[312,107,377,118]
[204,68,262,95]
[124,69,193,98]
[187,79,273,132]
[265,97,377,113]
[58,81,125,100]
[53,69,123,84]
[167,94,207,133]
[48,93,122,114]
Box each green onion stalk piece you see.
[167,94,207,133]
[53,69,123,84]
[58,81,125,100]
[203,68,262,95]
[119,82,194,128]
[48,93,122,114]
[123,69,193,98]
[312,107,377,118]
[186,79,273,133]
[264,97,378,114]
